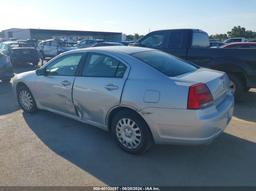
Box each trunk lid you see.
[174,68,231,104]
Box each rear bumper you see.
[140,94,234,145]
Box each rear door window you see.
[168,31,187,49]
[132,50,198,77]
[82,53,127,78]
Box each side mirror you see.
[36,68,46,76]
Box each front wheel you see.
[17,85,38,113]
[111,110,153,154]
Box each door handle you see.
[104,84,119,91]
[61,80,71,87]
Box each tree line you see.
[210,26,256,41]
[125,33,144,41]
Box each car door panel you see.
[72,53,129,127]
[73,77,126,126]
[35,76,76,115]
[34,53,83,115]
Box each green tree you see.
[227,26,246,37]
[126,34,135,41]
[227,26,256,38]
[210,26,256,41]
[210,34,228,41]
[125,33,144,41]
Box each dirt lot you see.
[0,65,256,186]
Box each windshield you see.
[132,50,198,77]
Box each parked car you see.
[37,39,76,59]
[76,39,104,48]
[12,46,234,154]
[221,42,256,49]
[132,29,256,98]
[0,52,14,83]
[121,41,135,46]
[17,40,38,48]
[209,40,224,48]
[91,42,124,47]
[0,41,39,66]
[223,37,247,44]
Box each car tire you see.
[17,85,38,113]
[228,74,245,101]
[111,110,153,154]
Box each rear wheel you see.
[228,74,246,100]
[111,110,153,154]
[17,85,37,113]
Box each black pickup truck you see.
[132,29,256,98]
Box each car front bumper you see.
[139,94,234,145]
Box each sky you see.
[0,0,256,35]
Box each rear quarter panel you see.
[120,57,191,111]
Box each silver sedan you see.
[12,46,234,154]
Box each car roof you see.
[228,42,256,45]
[99,42,122,44]
[223,42,256,47]
[228,37,245,39]
[12,47,36,50]
[149,29,205,33]
[69,46,154,55]
[2,41,18,44]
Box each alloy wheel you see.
[19,89,34,111]
[115,118,142,150]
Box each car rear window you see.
[131,50,198,77]
[12,49,37,54]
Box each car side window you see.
[45,54,82,76]
[82,53,127,78]
[168,31,187,49]
[192,32,210,48]
[140,32,165,48]
[51,41,58,47]
[45,41,51,46]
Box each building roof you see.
[2,28,122,35]
[30,28,122,35]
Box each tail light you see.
[187,83,213,110]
